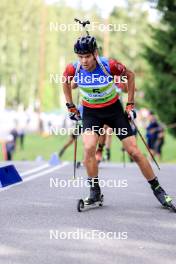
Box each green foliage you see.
[109,0,151,95]
[0,0,169,117]
[0,0,42,107]
[144,0,176,136]
[0,0,99,110]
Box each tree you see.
[144,0,176,136]
[0,0,42,107]
[108,0,152,107]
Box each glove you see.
[125,102,137,121]
[66,103,81,121]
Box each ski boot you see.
[85,178,102,205]
[77,177,104,212]
[152,184,176,212]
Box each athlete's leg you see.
[103,100,155,180]
[58,135,74,157]
[82,131,99,177]
[105,127,112,149]
[93,99,173,207]
[121,135,173,207]
[82,131,101,204]
[122,135,155,181]
[105,126,112,161]
[95,125,106,162]
[98,133,106,146]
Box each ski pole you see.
[73,89,80,179]
[73,18,90,179]
[73,18,99,178]
[73,133,78,179]
[130,119,160,170]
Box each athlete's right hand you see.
[66,103,81,121]
[125,103,137,121]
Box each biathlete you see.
[62,35,173,209]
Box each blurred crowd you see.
[0,106,165,161]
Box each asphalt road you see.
[0,161,176,264]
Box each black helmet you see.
[74,35,97,54]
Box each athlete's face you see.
[77,53,97,71]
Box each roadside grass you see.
[0,130,175,163]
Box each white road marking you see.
[0,162,69,192]
[21,163,50,177]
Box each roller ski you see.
[77,194,104,212]
[152,185,176,213]
[77,177,104,212]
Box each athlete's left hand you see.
[125,103,137,121]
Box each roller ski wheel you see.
[77,199,84,212]
[77,194,104,212]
